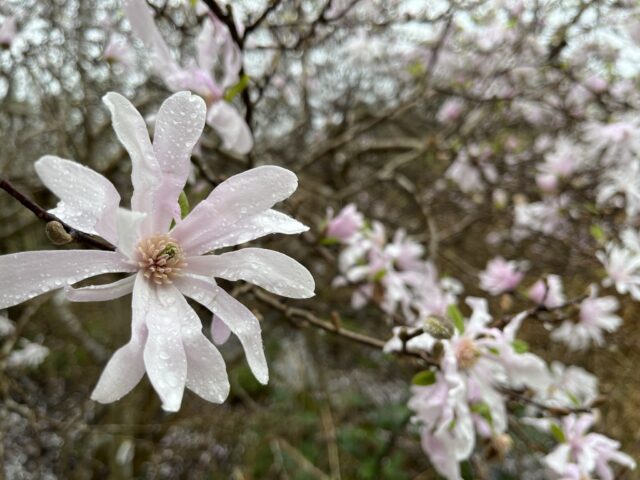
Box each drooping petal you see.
[181,209,308,256]
[177,291,230,403]
[150,91,206,232]
[185,248,315,299]
[122,0,181,79]
[196,17,220,75]
[35,156,120,244]
[175,275,268,384]
[66,275,136,302]
[172,166,299,253]
[103,92,160,223]
[91,272,149,403]
[142,284,188,412]
[0,250,135,309]
[206,101,253,155]
[211,314,231,345]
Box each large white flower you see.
[0,91,314,411]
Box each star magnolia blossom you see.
[325,203,364,244]
[543,414,636,480]
[479,256,524,295]
[0,91,314,411]
[123,0,253,154]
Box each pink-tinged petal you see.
[35,156,120,244]
[66,275,136,302]
[175,275,268,384]
[122,0,180,79]
[103,92,161,223]
[177,292,230,403]
[206,101,253,155]
[196,18,220,75]
[172,166,298,253]
[151,92,206,232]
[116,208,146,260]
[91,272,149,403]
[182,209,308,256]
[185,248,315,299]
[142,284,187,412]
[0,250,134,309]
[211,315,231,345]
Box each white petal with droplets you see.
[172,166,299,254]
[210,314,231,345]
[0,250,135,309]
[66,275,136,302]
[142,283,188,412]
[176,275,268,384]
[35,155,121,244]
[91,272,149,403]
[151,92,206,233]
[185,248,315,299]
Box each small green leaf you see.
[471,402,493,425]
[412,370,436,386]
[590,224,605,243]
[460,460,475,480]
[178,191,190,219]
[512,339,529,354]
[550,423,566,443]
[320,236,340,246]
[372,269,387,282]
[223,74,250,102]
[447,304,465,333]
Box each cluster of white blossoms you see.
[0,91,314,411]
[325,203,635,479]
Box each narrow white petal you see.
[142,284,188,412]
[151,91,206,232]
[116,208,146,260]
[178,296,230,403]
[91,273,149,403]
[186,248,315,299]
[0,250,135,309]
[206,101,253,155]
[66,275,136,302]
[35,156,121,244]
[175,275,268,384]
[183,209,308,256]
[103,92,161,225]
[210,314,231,345]
[172,166,299,254]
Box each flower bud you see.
[45,221,73,245]
[422,315,454,340]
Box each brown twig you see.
[0,176,116,251]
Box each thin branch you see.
[0,176,116,251]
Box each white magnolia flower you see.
[0,91,314,411]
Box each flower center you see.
[137,234,186,285]
[455,337,480,369]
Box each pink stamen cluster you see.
[137,234,186,285]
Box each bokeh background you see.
[1,0,639,478]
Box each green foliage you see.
[412,369,437,386]
[447,304,465,333]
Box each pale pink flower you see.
[544,414,636,480]
[479,256,524,295]
[528,275,565,308]
[123,0,252,154]
[0,91,314,411]
[596,243,640,299]
[325,203,364,243]
[551,288,622,350]
[436,98,464,124]
[539,362,598,408]
[0,16,17,47]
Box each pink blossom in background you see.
[436,98,464,124]
[596,243,640,300]
[0,91,314,411]
[0,16,17,47]
[325,203,364,243]
[479,256,524,295]
[528,274,565,308]
[551,288,622,350]
[543,414,635,480]
[123,0,253,155]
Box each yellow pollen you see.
[137,234,187,285]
